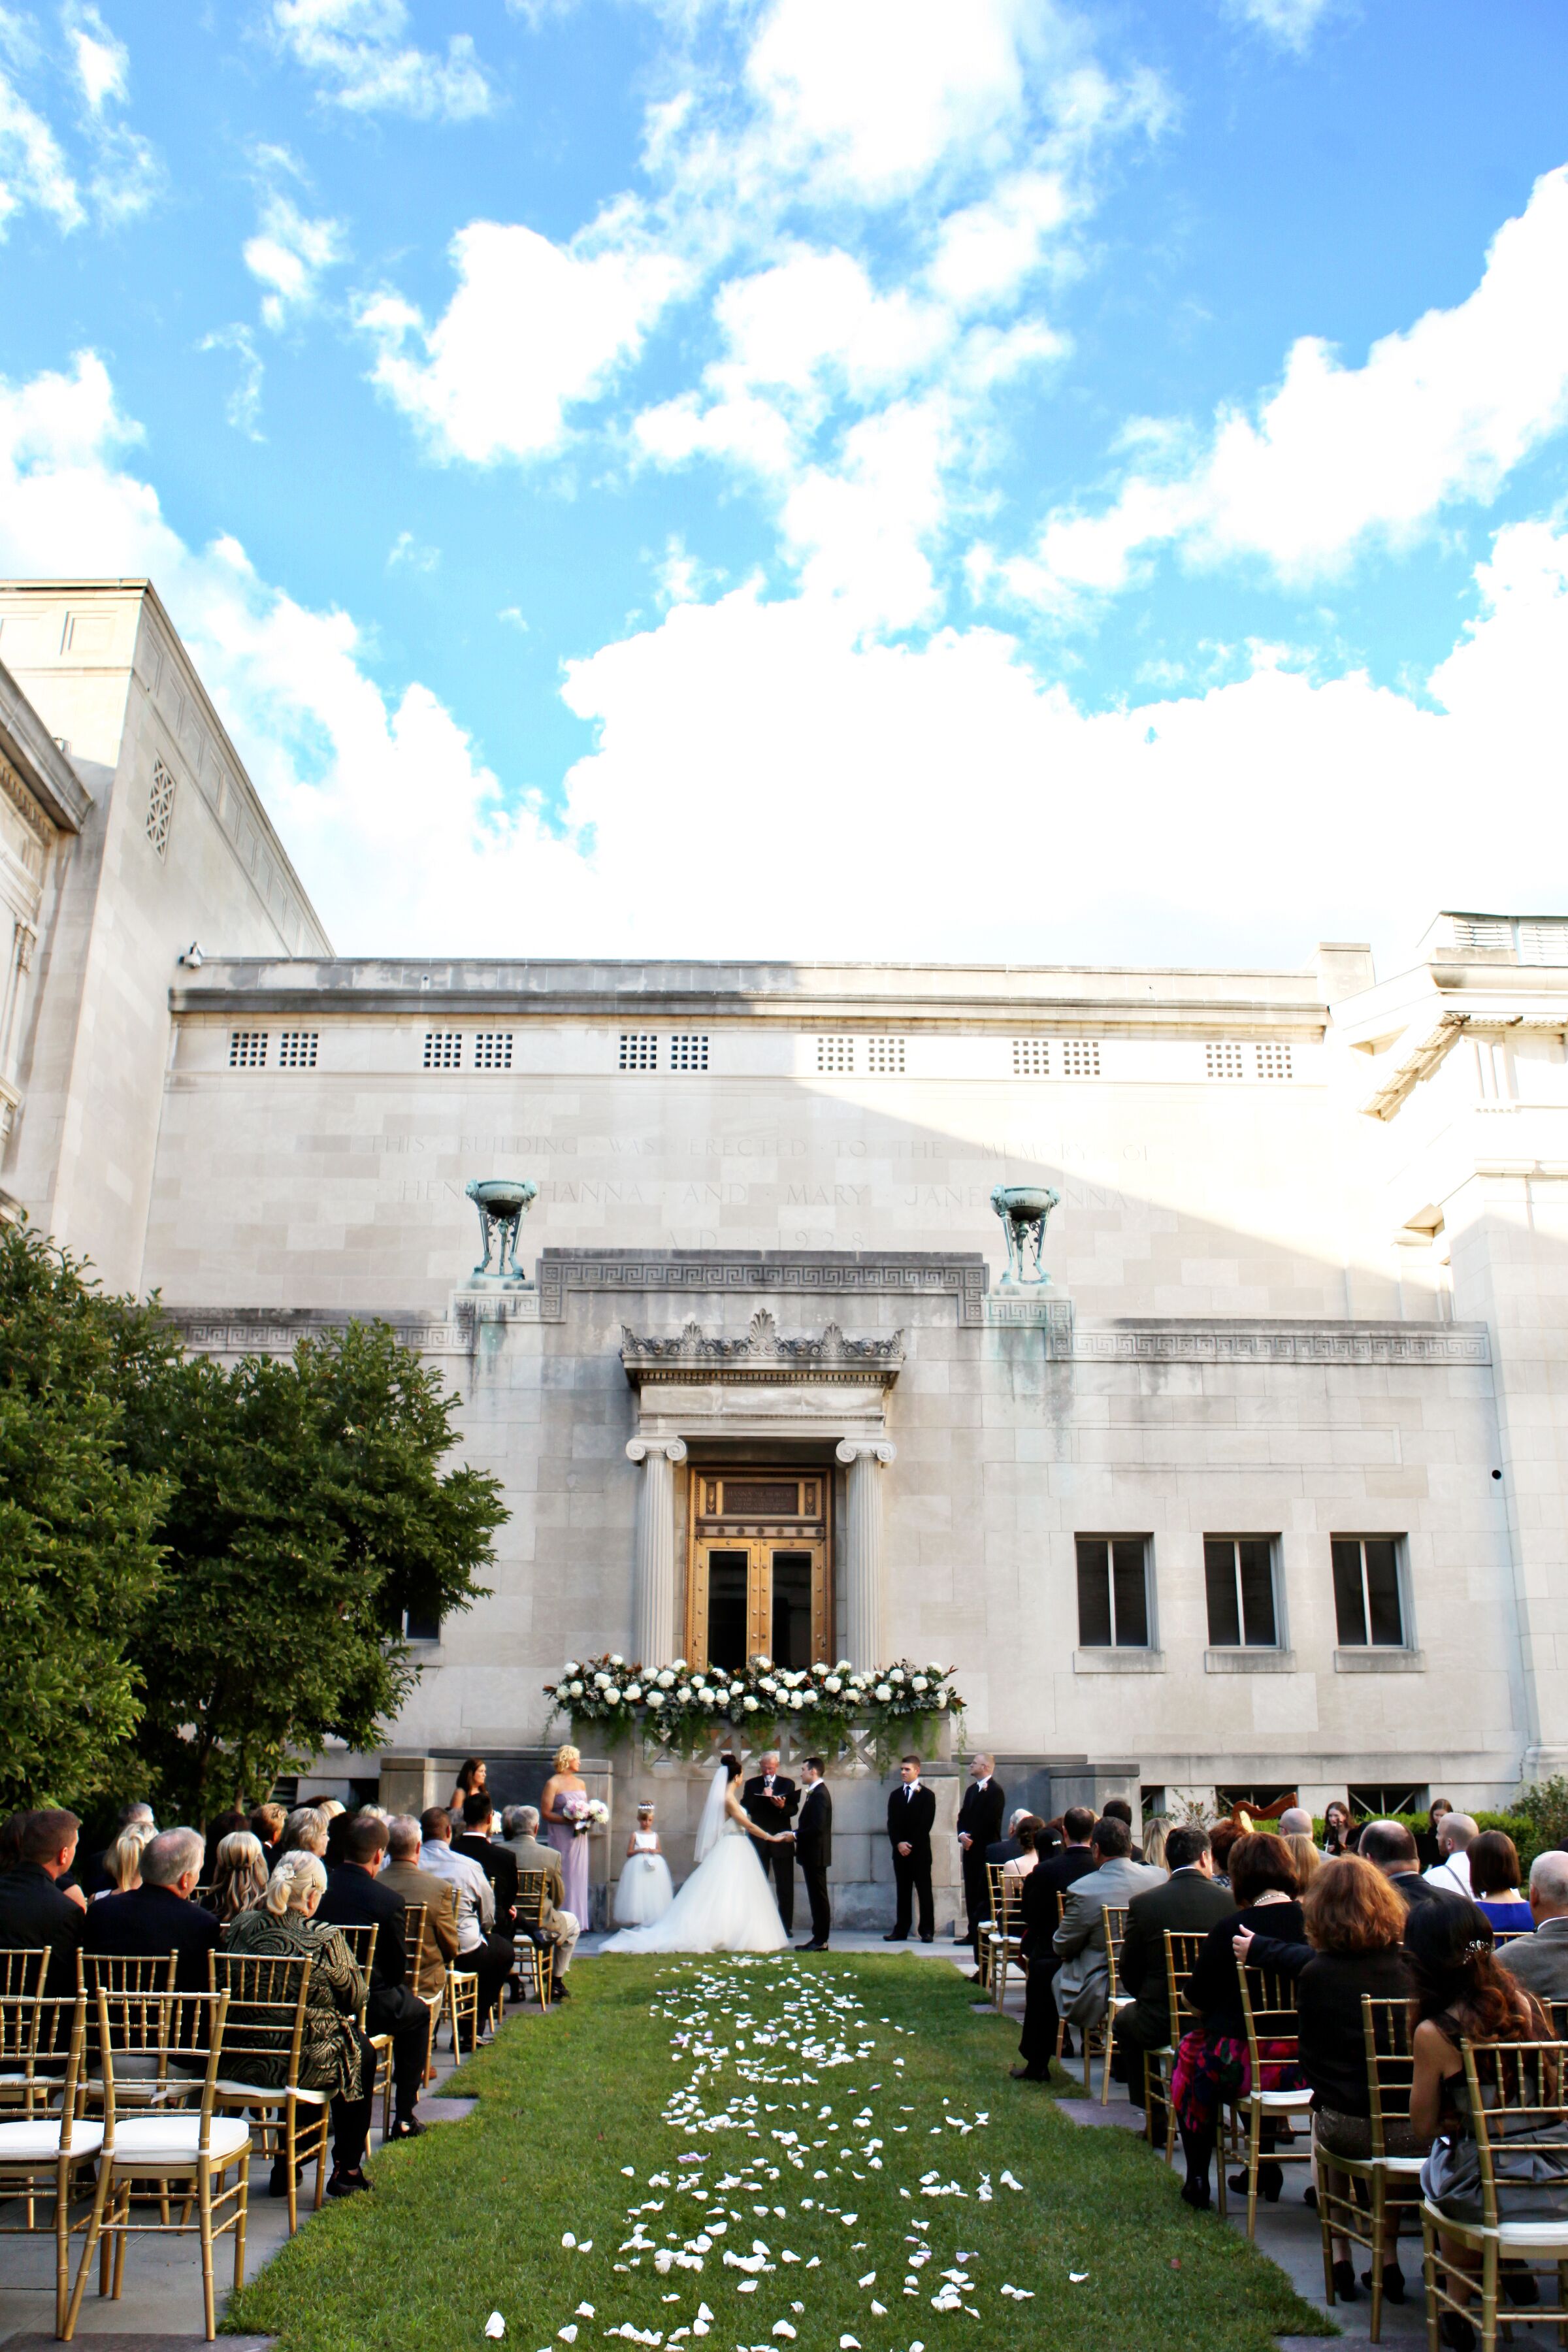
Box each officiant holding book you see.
[742,1753,799,1933]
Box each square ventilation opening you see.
[229,1031,267,1069]
[423,1032,462,1069]
[1012,1039,1049,1077]
[669,1034,709,1071]
[866,1037,906,1074]
[619,1033,658,1070]
[1206,1042,1245,1080]
[816,1037,854,1073]
[473,1032,513,1070]
[1255,1043,1292,1081]
[277,1032,318,1069]
[1062,1039,1100,1078]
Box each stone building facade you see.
[4,580,1567,1890]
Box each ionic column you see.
[625,1437,687,1667]
[835,1439,896,1666]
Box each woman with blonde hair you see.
[1141,1817,1169,1873]
[92,1821,153,1899]
[1283,1833,1321,1891]
[277,1806,329,1859]
[542,1742,591,1926]
[225,1852,374,2199]
[206,1830,268,1922]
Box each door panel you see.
[704,1549,750,1674]
[687,1463,834,1673]
[769,1550,813,1671]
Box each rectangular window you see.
[619,1033,658,1070]
[1062,1039,1100,1077]
[402,1607,442,1642]
[669,1034,708,1070]
[866,1037,905,1075]
[1255,1043,1292,1080]
[423,1032,462,1069]
[473,1032,512,1070]
[816,1036,854,1073]
[1348,1783,1428,1820]
[228,1030,267,1068]
[1206,1042,1245,1079]
[1204,1536,1279,1646]
[1012,1039,1049,1076]
[277,1032,318,1069]
[1075,1535,1151,1648]
[1331,1536,1406,1646]
[146,757,176,858]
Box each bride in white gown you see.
[601,1754,791,1954]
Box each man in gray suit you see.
[1053,1816,1166,2038]
[501,1805,580,1995]
[1499,1850,1568,2005]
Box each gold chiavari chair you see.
[513,1871,557,2011]
[1314,1994,1423,2344]
[76,1950,183,2106]
[0,1992,101,2337]
[331,1923,393,2136]
[1081,1905,1131,2100]
[65,1987,250,2344]
[1224,1955,1315,2237]
[0,1950,50,2124]
[987,1872,1029,2015]
[391,1903,441,2129]
[208,1950,328,2233]
[1421,2035,1568,2352]
[974,1863,1006,1995]
[1145,1929,1210,2159]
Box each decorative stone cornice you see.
[1073,1320,1490,1365]
[538,1248,987,1326]
[621,1310,904,1386]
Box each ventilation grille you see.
[1062,1039,1100,1078]
[474,1032,513,1070]
[146,758,176,858]
[619,1034,658,1070]
[817,1037,854,1073]
[277,1032,318,1069]
[1255,1043,1292,1081]
[1452,916,1513,953]
[229,1030,267,1069]
[1012,1039,1049,1077]
[866,1037,905,1075]
[1206,1042,1245,1080]
[1518,922,1568,966]
[669,1034,709,1071]
[423,1032,462,1070]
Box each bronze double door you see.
[686,1468,830,1675]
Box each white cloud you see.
[2,348,1565,965]
[361,215,689,463]
[1227,0,1334,53]
[199,325,266,439]
[244,189,348,330]
[270,0,494,120]
[61,2,125,111]
[387,529,439,572]
[0,62,83,232]
[1013,163,1568,608]
[926,170,1072,311]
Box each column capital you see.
[627,1436,689,1466]
[836,1439,896,1467]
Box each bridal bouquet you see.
[559,1794,610,1838]
[546,1654,964,1764]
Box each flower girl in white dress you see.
[613,1804,675,1927]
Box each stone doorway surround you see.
[621,1309,902,1669]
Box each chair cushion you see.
[110,2114,253,2166]
[0,2119,105,2161]
[1252,2089,1314,2108]
[215,2079,325,2104]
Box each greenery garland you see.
[544,1652,964,1767]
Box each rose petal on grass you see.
[483,2318,505,2340]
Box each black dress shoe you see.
[796,1940,827,1952]
[1362,2262,1405,2304]
[326,2166,372,2198]
[267,2162,304,2199]
[387,2116,425,2142]
[1331,2259,1358,2300]
[1439,2314,1476,2351]
[1179,2174,1211,2210]
[1009,2065,1050,2082]
[1230,2160,1283,2202]
[550,1978,570,1999]
[883,1931,908,1942]
[919,1933,934,1943]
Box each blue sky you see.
[2,0,1567,969]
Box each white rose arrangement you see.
[544,1652,964,1764]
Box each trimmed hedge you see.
[1306,1811,1542,1870]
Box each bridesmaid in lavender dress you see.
[541,1742,591,1925]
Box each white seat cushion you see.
[110,2115,253,2167]
[1252,2089,1314,2108]
[0,2119,105,2161]
[215,2079,325,2104]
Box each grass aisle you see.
[227,1954,1327,2351]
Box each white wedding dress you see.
[600,1771,788,1955]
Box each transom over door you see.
[687,1471,830,1674]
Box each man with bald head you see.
[957,1753,1005,1969]
[1499,1852,1568,2005]
[1424,1813,1479,1899]
[1277,1807,1313,1839]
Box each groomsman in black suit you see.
[956,1753,1006,1967]
[884,1756,936,1942]
[794,1757,833,1950]
[742,1752,799,1933]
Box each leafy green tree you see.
[0,1224,170,1808]
[120,1320,502,1823]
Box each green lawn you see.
[225,1953,1328,2351]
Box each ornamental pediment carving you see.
[621,1309,904,1387]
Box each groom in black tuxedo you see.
[884,1756,936,1942]
[742,1752,799,1933]
[794,1757,832,1950]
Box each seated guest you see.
[1101,1797,1143,1863]
[1237,1855,1418,2304]
[93,1821,154,1900]
[206,1831,269,1922]
[1002,1818,1047,1880]
[1115,1825,1233,2121]
[79,1803,156,1899]
[1498,1852,1568,2004]
[1416,1797,1454,1873]
[250,1803,286,1869]
[1467,1831,1533,1935]
[1013,1805,1098,2083]
[1409,1896,1568,2345]
[419,1807,513,2045]
[0,1809,86,1992]
[1171,1832,1307,2208]
[1283,1833,1322,1893]
[278,1806,329,1860]
[84,1826,221,1990]
[202,1810,249,1884]
[1209,1820,1242,1888]
[317,1814,432,2141]
[500,1806,581,1997]
[1425,1813,1478,1898]
[1359,1818,1443,1910]
[455,1791,518,1939]
[380,1814,461,1997]
[1322,1801,1352,1857]
[1277,1806,1313,1839]
[1052,1816,1164,2045]
[227,1854,374,2198]
[987,1810,1030,1871]
[1142,1818,1169,1873]
[302,1797,345,1820]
